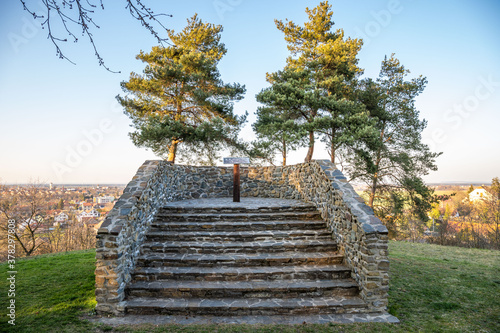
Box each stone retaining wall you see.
[240,160,390,313]
[96,160,389,315]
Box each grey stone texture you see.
[95,160,391,321]
[94,312,399,325]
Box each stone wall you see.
[95,160,389,315]
[240,161,390,313]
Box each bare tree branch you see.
[19,0,172,72]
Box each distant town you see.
[1,179,498,261]
[0,183,126,260]
[2,183,125,233]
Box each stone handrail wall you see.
[240,160,390,312]
[95,160,162,315]
[95,159,389,315]
[96,162,241,314]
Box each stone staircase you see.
[123,200,369,320]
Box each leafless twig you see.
[19,0,172,72]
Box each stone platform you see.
[93,196,398,326]
[96,161,393,318]
[162,197,313,209]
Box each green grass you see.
[387,242,500,332]
[1,242,499,333]
[0,250,97,333]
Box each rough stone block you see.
[95,304,114,314]
[378,260,390,271]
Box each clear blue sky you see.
[0,0,499,184]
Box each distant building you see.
[54,212,69,222]
[83,218,100,229]
[468,188,492,202]
[20,217,43,230]
[95,196,115,204]
[77,209,100,222]
[80,202,94,212]
[53,220,68,228]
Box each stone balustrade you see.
[95,159,389,315]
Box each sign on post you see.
[223,157,250,202]
[223,157,250,165]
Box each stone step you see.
[96,313,400,325]
[112,199,377,320]
[125,296,368,316]
[158,204,318,214]
[149,220,327,232]
[145,229,332,242]
[154,211,322,223]
[140,239,338,255]
[135,251,344,268]
[126,279,359,299]
[131,264,352,282]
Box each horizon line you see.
[1,181,493,186]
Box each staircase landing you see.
[161,197,313,210]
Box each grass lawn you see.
[1,241,499,333]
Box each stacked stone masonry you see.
[124,200,371,318]
[96,160,389,316]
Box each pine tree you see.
[315,98,376,165]
[252,105,306,166]
[255,1,371,163]
[256,67,322,163]
[491,178,500,200]
[346,54,441,227]
[467,185,475,195]
[117,14,246,163]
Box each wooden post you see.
[223,157,248,202]
[233,164,240,202]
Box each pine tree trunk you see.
[304,131,314,162]
[369,149,383,208]
[368,175,378,208]
[369,124,386,208]
[167,140,178,164]
[282,139,287,166]
[330,129,336,164]
[167,101,183,164]
[330,142,335,164]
